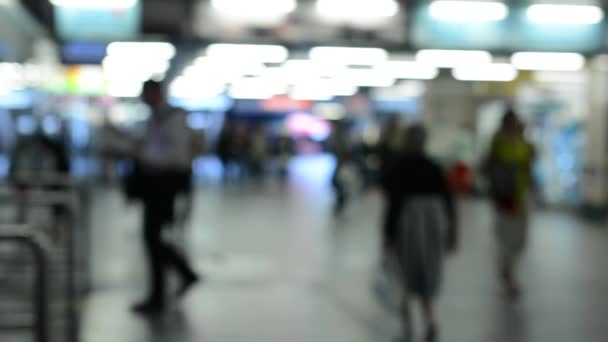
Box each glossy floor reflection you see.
[83,156,608,342]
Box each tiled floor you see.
[82,156,608,342]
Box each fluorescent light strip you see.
[316,0,399,20]
[107,80,143,98]
[169,76,226,99]
[416,49,492,68]
[50,0,137,9]
[211,0,296,19]
[377,61,439,80]
[511,52,586,71]
[310,47,388,66]
[289,88,334,101]
[338,68,395,87]
[527,4,604,25]
[292,79,358,98]
[107,42,176,61]
[452,63,518,81]
[103,56,170,83]
[276,60,346,83]
[229,77,288,100]
[103,56,170,73]
[429,1,508,22]
[186,57,266,82]
[206,44,289,64]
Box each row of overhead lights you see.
[220,0,605,26]
[429,1,604,25]
[0,43,590,99]
[169,44,589,101]
[49,0,400,21]
[49,0,605,26]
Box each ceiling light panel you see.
[511,52,586,71]
[416,49,493,68]
[206,44,289,64]
[430,1,508,22]
[316,0,399,21]
[452,63,518,81]
[310,47,388,66]
[527,4,604,25]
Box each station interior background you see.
[2,0,608,341]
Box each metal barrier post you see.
[0,190,81,342]
[0,228,49,342]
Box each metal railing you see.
[0,226,49,342]
[0,176,86,342]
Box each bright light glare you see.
[0,63,23,81]
[452,63,517,81]
[212,0,296,19]
[511,52,585,71]
[527,5,604,25]
[107,42,176,60]
[429,1,508,22]
[104,57,169,76]
[50,0,137,9]
[416,49,492,68]
[339,68,395,87]
[206,44,289,63]
[279,60,346,82]
[186,57,266,82]
[292,79,358,99]
[310,47,388,66]
[376,61,439,79]
[289,88,334,101]
[229,77,288,100]
[317,0,399,20]
[0,63,25,93]
[107,80,143,98]
[77,66,106,90]
[169,77,226,99]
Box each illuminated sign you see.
[55,4,141,40]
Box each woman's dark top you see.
[381,153,456,247]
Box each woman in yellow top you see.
[486,110,535,298]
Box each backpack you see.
[487,160,518,199]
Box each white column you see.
[583,60,608,208]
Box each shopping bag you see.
[372,253,403,314]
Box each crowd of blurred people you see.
[217,121,294,184]
[0,77,538,341]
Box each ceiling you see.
[19,0,414,47]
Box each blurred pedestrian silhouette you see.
[248,126,269,182]
[329,122,357,216]
[484,109,535,299]
[217,120,237,182]
[127,80,200,315]
[377,117,402,177]
[274,131,294,181]
[381,125,458,342]
[10,125,70,238]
